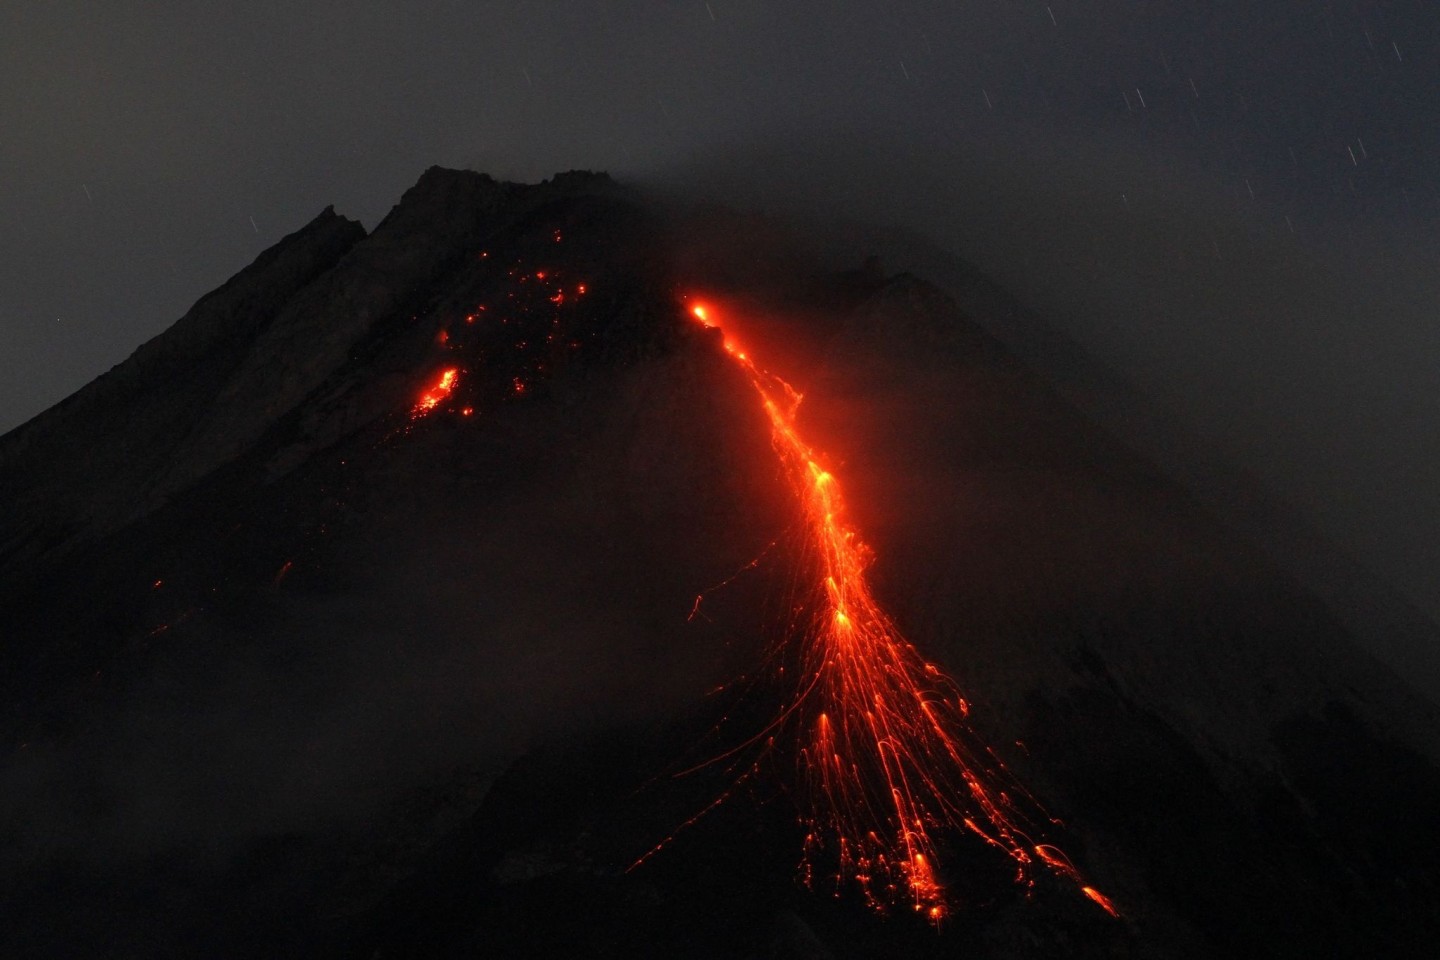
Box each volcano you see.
[3,167,1440,958]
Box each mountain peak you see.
[4,169,1440,958]
[0,166,643,590]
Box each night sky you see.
[4,3,1438,658]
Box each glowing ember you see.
[272,560,294,588]
[687,300,1116,922]
[412,367,459,418]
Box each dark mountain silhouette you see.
[2,167,1439,958]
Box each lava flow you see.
[688,301,1117,923]
[412,366,459,419]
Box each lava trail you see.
[412,366,459,419]
[689,301,1117,922]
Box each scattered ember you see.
[144,606,199,641]
[682,300,1117,923]
[272,560,295,588]
[396,260,597,430]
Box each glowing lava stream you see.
[412,366,459,418]
[688,301,1118,923]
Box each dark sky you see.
[4,2,1438,657]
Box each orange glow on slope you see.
[412,367,459,418]
[688,300,1116,922]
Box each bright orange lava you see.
[689,300,1115,922]
[412,367,459,418]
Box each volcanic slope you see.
[1,168,1438,959]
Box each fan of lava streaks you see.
[672,300,1119,924]
[393,249,1115,923]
